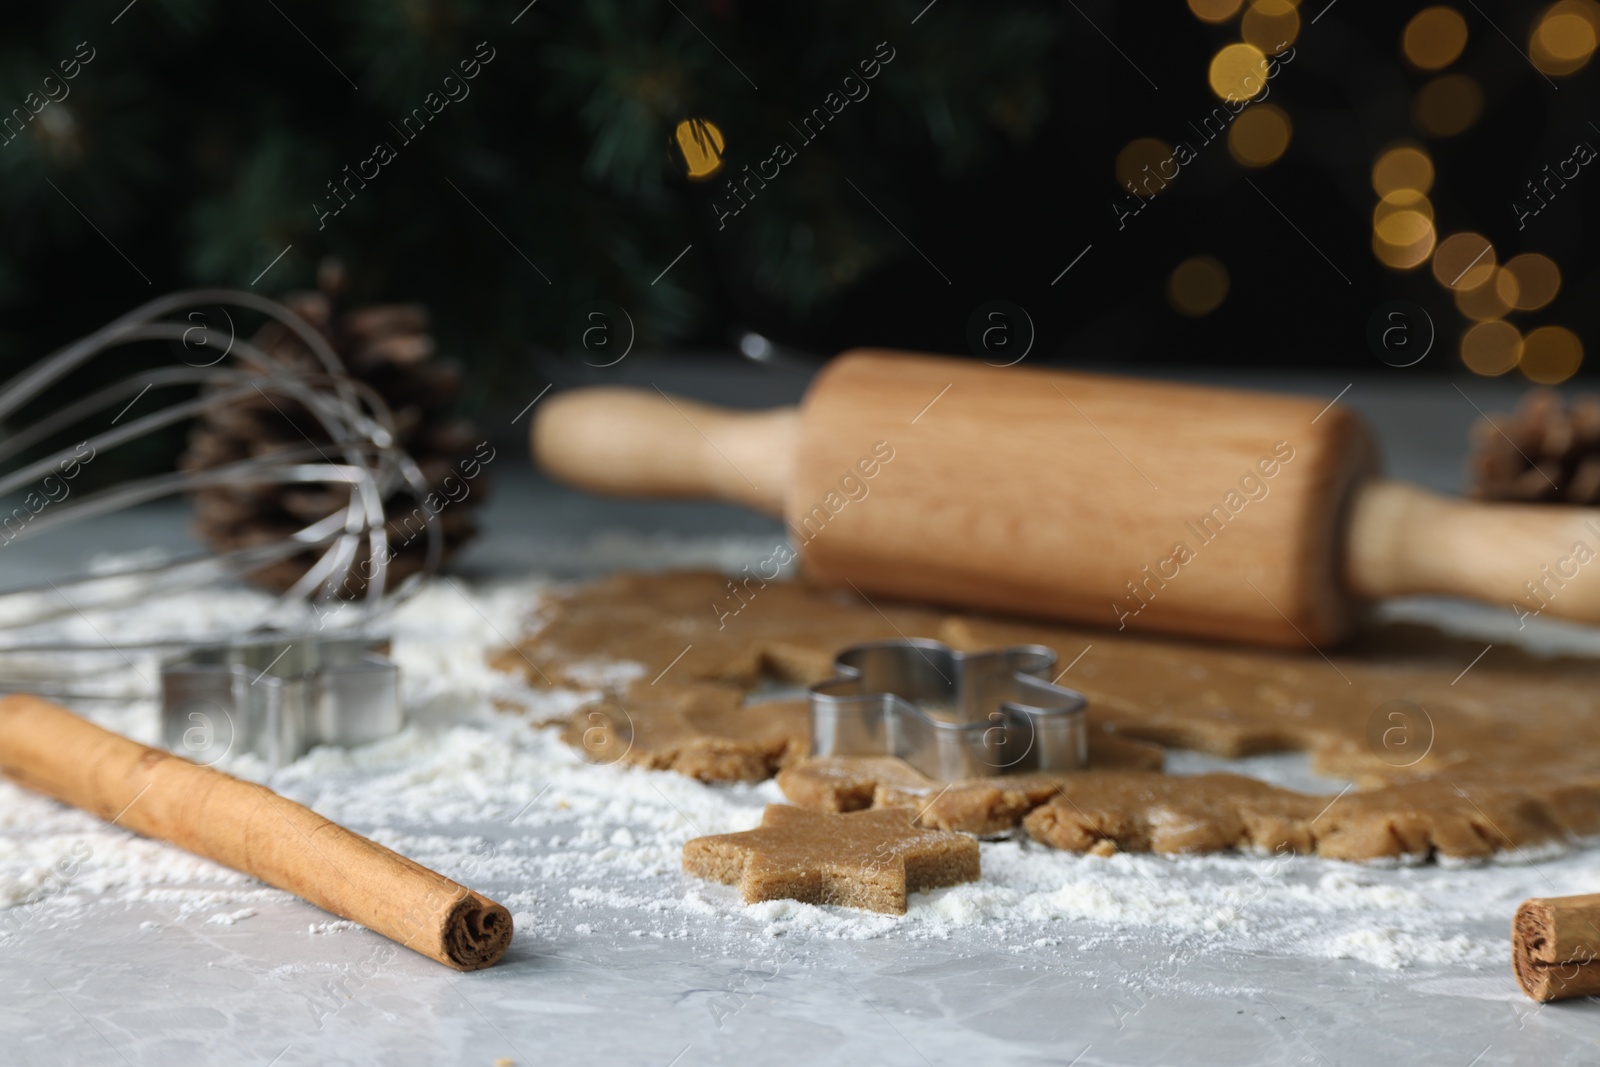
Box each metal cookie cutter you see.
[160,634,401,769]
[808,639,1088,781]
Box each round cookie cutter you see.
[808,639,1088,781]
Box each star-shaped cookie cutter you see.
[160,633,401,769]
[808,639,1087,781]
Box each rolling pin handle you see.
[531,386,796,518]
[1346,479,1600,626]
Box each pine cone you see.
[180,267,489,593]
[1467,389,1600,504]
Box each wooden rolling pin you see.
[533,349,1600,648]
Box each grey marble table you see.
[4,358,1598,1067]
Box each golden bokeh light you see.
[1413,74,1483,136]
[1116,137,1175,195]
[1542,14,1597,57]
[1229,104,1293,166]
[1460,321,1524,376]
[1168,256,1231,316]
[1403,7,1469,69]
[1374,207,1433,247]
[1531,1,1600,75]
[1431,231,1495,289]
[1455,269,1517,320]
[1373,217,1436,270]
[1242,0,1300,49]
[1521,325,1584,383]
[1499,253,1562,310]
[1209,43,1270,101]
[1374,189,1434,230]
[1372,192,1436,269]
[673,118,726,180]
[1188,0,1244,23]
[1372,145,1434,196]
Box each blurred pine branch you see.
[0,0,1058,401]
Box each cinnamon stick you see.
[0,694,511,970]
[1513,894,1600,1001]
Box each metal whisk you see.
[0,288,441,713]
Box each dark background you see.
[0,0,1593,407]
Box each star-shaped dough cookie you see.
[682,804,979,914]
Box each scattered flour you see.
[206,907,257,925]
[1,559,1594,991]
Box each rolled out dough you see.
[491,571,1600,863]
